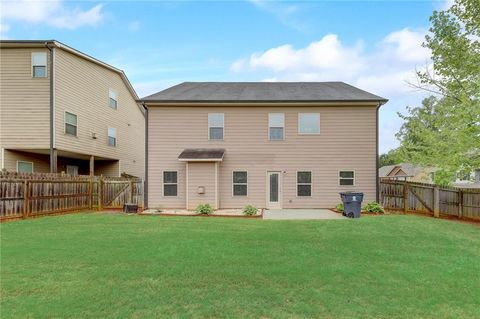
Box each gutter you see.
[45,42,56,173]
[143,103,148,209]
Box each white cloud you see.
[231,28,429,97]
[379,28,429,63]
[0,24,10,39]
[1,0,104,30]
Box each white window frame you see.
[296,171,312,197]
[298,113,320,135]
[232,170,248,197]
[31,52,47,78]
[208,113,224,140]
[64,111,78,136]
[339,170,355,186]
[268,113,285,141]
[108,127,117,147]
[109,89,118,109]
[163,171,178,197]
[16,161,34,173]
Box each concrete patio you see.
[263,209,347,220]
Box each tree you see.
[397,0,480,183]
[378,148,404,168]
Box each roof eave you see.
[139,99,388,106]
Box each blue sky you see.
[1,0,449,153]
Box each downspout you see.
[375,102,382,202]
[143,103,148,209]
[45,42,56,173]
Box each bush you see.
[243,205,258,216]
[362,201,385,214]
[195,203,214,215]
[335,203,344,212]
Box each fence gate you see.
[100,179,143,210]
[379,179,480,221]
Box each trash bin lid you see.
[339,191,364,196]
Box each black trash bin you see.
[339,192,364,218]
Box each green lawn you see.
[1,213,479,318]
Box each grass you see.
[1,213,479,318]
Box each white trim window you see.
[65,112,78,136]
[32,52,47,78]
[297,171,312,196]
[208,113,224,140]
[269,113,284,140]
[298,113,320,134]
[108,127,117,147]
[163,171,178,196]
[17,161,33,173]
[109,89,118,109]
[339,171,355,186]
[233,171,247,196]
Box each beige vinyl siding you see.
[95,160,120,177]
[0,48,50,149]
[54,49,144,178]
[187,162,217,210]
[2,150,50,173]
[148,105,377,209]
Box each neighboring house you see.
[380,164,480,188]
[453,169,480,189]
[0,40,145,177]
[141,82,387,210]
[379,163,436,183]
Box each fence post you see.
[89,176,93,210]
[433,186,440,218]
[403,182,408,213]
[458,189,463,218]
[98,177,103,211]
[129,180,134,204]
[23,181,29,219]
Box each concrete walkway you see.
[263,209,347,220]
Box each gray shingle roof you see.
[140,82,388,103]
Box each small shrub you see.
[195,203,214,215]
[243,205,258,216]
[362,201,385,214]
[335,203,344,212]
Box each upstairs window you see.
[297,171,312,196]
[269,113,284,140]
[163,171,178,196]
[208,113,224,140]
[32,52,47,78]
[298,113,320,134]
[339,171,355,186]
[17,161,33,173]
[65,112,77,136]
[109,89,118,109]
[108,127,117,146]
[233,171,248,196]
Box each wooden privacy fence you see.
[380,179,480,220]
[0,172,143,221]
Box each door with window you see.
[267,171,282,209]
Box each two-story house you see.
[0,40,144,177]
[141,82,387,209]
